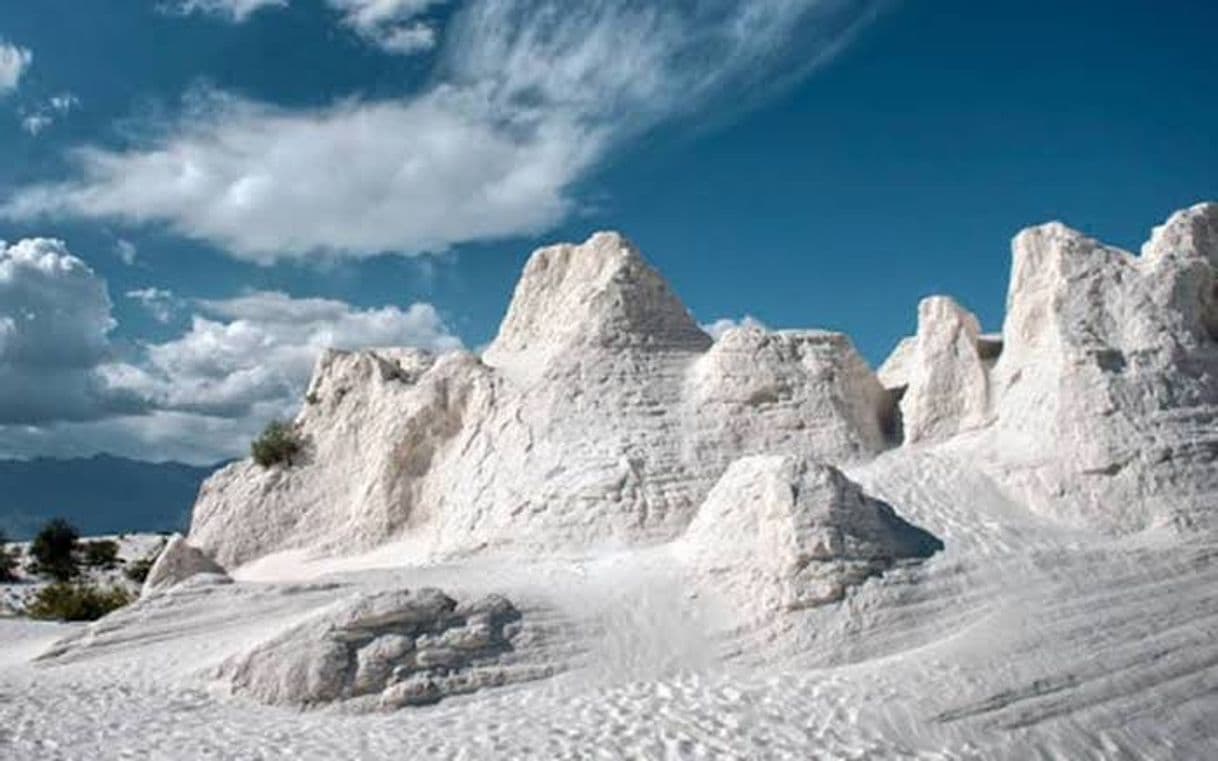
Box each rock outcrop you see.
[142,534,229,596]
[190,232,891,567]
[678,456,942,619]
[895,296,991,444]
[979,204,1218,530]
[188,202,1218,572]
[214,588,543,709]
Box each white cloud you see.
[4,91,594,263]
[0,238,143,423]
[163,0,286,22]
[328,0,447,54]
[702,315,768,340]
[111,291,462,418]
[5,1,883,262]
[0,239,462,461]
[126,287,179,323]
[0,41,32,95]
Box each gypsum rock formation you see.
[213,588,543,709]
[190,232,890,567]
[142,534,229,597]
[191,202,1218,572]
[883,202,1218,531]
[678,455,943,621]
[879,296,994,444]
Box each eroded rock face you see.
[190,232,892,566]
[188,204,1218,567]
[679,455,942,619]
[898,297,990,444]
[142,535,229,596]
[686,327,889,460]
[483,231,713,385]
[986,203,1218,530]
[214,588,541,709]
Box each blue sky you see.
[0,0,1214,463]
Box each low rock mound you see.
[214,588,547,709]
[142,535,229,596]
[679,456,942,621]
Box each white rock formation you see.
[982,203,1218,530]
[213,588,540,709]
[141,534,229,596]
[897,296,990,444]
[190,232,891,567]
[187,202,1218,570]
[679,456,942,620]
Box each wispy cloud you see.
[19,92,79,135]
[162,0,286,23]
[6,0,885,262]
[329,0,449,54]
[126,287,180,323]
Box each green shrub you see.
[30,518,81,582]
[26,582,133,621]
[124,556,156,584]
[83,539,120,569]
[251,420,303,468]
[0,530,17,582]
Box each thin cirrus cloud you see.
[0,237,463,462]
[4,1,885,264]
[163,0,287,23]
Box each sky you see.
[0,0,1215,464]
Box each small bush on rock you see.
[30,519,81,582]
[26,582,133,621]
[83,539,120,569]
[251,420,303,468]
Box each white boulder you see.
[679,455,942,620]
[141,534,229,596]
[214,588,539,709]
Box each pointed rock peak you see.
[918,295,982,337]
[680,455,942,616]
[1142,202,1218,265]
[483,231,711,373]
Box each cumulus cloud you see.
[0,41,32,95]
[0,239,462,461]
[5,0,884,262]
[111,290,462,418]
[0,238,143,423]
[329,0,448,54]
[163,0,286,22]
[702,315,768,340]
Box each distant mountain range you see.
[0,455,223,539]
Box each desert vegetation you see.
[251,420,303,468]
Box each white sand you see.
[3,445,1214,760]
